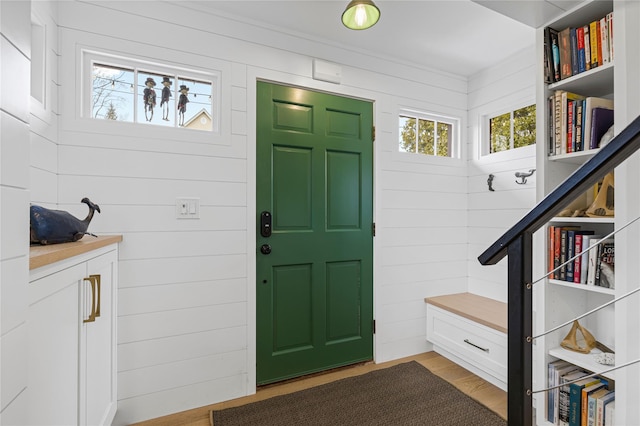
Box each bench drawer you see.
[426,304,507,383]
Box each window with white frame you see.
[86,52,219,132]
[398,110,459,158]
[487,104,536,154]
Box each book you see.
[590,107,615,149]
[583,24,591,71]
[576,26,586,73]
[549,360,572,422]
[575,99,585,151]
[583,97,614,149]
[582,381,606,426]
[556,363,582,424]
[600,17,610,65]
[549,225,556,275]
[567,99,575,153]
[554,226,564,279]
[595,239,614,288]
[570,27,579,76]
[570,377,602,426]
[579,235,597,284]
[604,400,615,426]
[607,12,613,62]
[550,27,561,82]
[588,388,609,426]
[560,369,589,425]
[589,20,599,68]
[559,27,573,79]
[596,390,615,426]
[573,231,595,283]
[560,227,580,281]
[586,237,604,286]
[556,91,586,155]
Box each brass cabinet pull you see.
[83,276,97,323]
[90,274,101,318]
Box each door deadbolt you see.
[260,244,272,255]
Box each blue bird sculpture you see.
[30,198,101,245]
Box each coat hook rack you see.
[487,174,495,191]
[515,169,536,185]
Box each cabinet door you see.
[80,250,117,426]
[27,263,84,426]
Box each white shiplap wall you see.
[44,1,473,423]
[1,1,34,424]
[466,46,537,303]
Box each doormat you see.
[210,361,506,425]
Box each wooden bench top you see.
[425,292,507,334]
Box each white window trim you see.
[398,108,461,160]
[81,49,221,135]
[481,100,536,158]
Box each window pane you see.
[177,78,213,130]
[514,104,536,148]
[92,64,134,122]
[437,122,451,157]
[138,72,174,126]
[399,116,416,152]
[418,118,434,155]
[490,112,510,153]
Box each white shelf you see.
[548,279,615,295]
[548,148,600,164]
[548,216,614,224]
[548,347,616,380]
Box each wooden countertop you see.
[30,235,123,270]
[425,292,507,334]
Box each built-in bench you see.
[425,292,507,390]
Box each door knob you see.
[260,244,272,255]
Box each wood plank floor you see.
[132,352,507,426]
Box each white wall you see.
[466,46,537,303]
[47,1,474,423]
[1,1,33,423]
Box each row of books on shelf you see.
[544,12,613,83]
[548,360,615,426]
[547,90,613,157]
[548,226,614,289]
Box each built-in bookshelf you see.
[535,1,617,425]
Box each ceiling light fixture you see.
[341,0,380,30]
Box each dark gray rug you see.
[210,361,506,425]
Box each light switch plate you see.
[176,197,200,219]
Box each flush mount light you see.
[341,0,380,30]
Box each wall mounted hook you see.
[515,169,536,185]
[487,174,495,191]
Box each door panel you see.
[256,81,373,385]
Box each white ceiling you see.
[184,0,583,77]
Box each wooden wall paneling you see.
[0,257,28,334]
[115,374,247,426]
[118,349,246,400]
[117,302,246,344]
[118,255,246,288]
[1,113,29,188]
[58,176,247,207]
[118,278,246,316]
[118,326,247,372]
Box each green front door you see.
[256,81,374,385]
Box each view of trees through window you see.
[92,63,214,131]
[399,114,454,157]
[489,104,536,153]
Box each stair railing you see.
[478,114,640,425]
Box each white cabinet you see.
[425,293,508,391]
[28,238,120,426]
